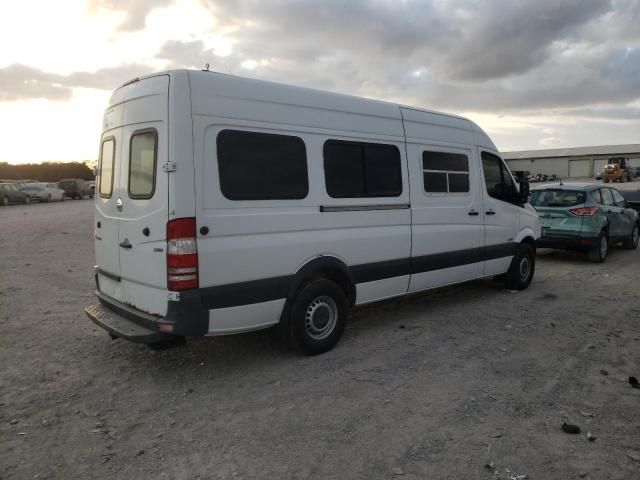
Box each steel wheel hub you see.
[519,257,531,281]
[305,296,338,341]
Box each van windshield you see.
[529,189,586,207]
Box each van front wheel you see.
[290,279,348,355]
[504,243,535,291]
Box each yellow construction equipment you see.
[602,157,633,183]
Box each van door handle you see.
[486,210,496,215]
[468,210,479,216]
[119,239,132,249]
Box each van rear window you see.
[529,189,586,207]
[323,140,402,198]
[128,129,157,199]
[217,130,308,200]
[99,138,115,198]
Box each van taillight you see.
[167,218,199,291]
[569,207,599,216]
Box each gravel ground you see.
[1,191,639,480]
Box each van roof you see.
[113,69,493,149]
[116,69,461,117]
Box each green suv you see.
[530,183,640,262]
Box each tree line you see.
[0,162,96,182]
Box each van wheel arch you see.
[288,256,356,306]
[521,236,536,250]
[274,256,355,349]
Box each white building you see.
[503,144,640,179]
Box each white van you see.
[85,70,540,355]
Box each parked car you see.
[531,183,639,262]
[58,178,92,199]
[628,166,640,178]
[512,170,531,182]
[19,182,65,202]
[621,190,640,213]
[532,173,547,182]
[85,69,541,355]
[0,182,31,205]
[595,169,602,180]
[16,179,39,187]
[88,181,96,196]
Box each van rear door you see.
[95,124,124,301]
[95,75,170,316]
[117,76,169,316]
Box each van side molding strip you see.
[320,204,410,212]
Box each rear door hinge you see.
[162,162,177,173]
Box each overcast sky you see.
[1,0,638,163]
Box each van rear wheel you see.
[289,279,348,355]
[504,243,535,291]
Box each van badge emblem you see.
[116,198,123,212]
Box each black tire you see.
[289,279,348,355]
[623,223,639,250]
[588,230,608,262]
[504,243,535,291]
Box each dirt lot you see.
[1,193,640,480]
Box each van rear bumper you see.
[85,302,169,343]
[86,285,210,343]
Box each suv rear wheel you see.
[623,223,639,250]
[588,230,608,262]
[289,279,348,355]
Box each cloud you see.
[0,63,154,101]
[149,0,636,117]
[6,0,638,151]
[86,0,172,31]
[0,64,73,101]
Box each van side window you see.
[590,189,602,204]
[422,151,469,193]
[217,130,308,200]
[128,129,157,199]
[481,152,516,202]
[323,140,402,198]
[99,138,115,198]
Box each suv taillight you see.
[569,207,599,216]
[167,218,199,291]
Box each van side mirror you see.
[516,180,530,205]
